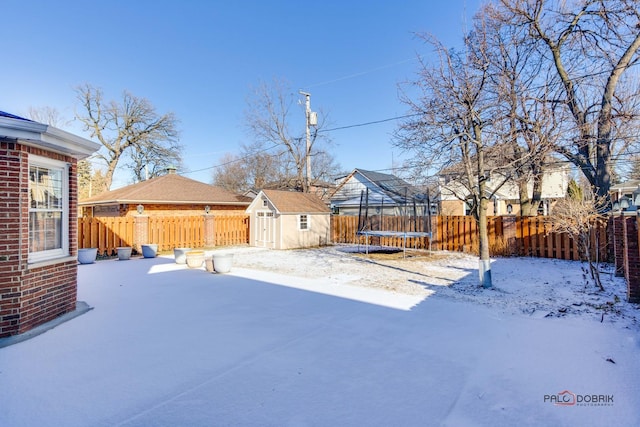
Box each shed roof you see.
[262,189,330,214]
[79,173,251,206]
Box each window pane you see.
[30,167,63,209]
[29,211,62,252]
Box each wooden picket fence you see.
[79,214,609,261]
[77,216,135,256]
[331,215,609,261]
[148,216,205,251]
[214,215,250,247]
[78,215,249,256]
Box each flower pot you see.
[185,250,205,269]
[174,247,192,264]
[212,253,234,273]
[78,248,98,264]
[117,246,132,260]
[141,244,158,258]
[205,256,214,273]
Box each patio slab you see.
[0,253,638,427]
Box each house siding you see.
[0,141,79,338]
[279,213,330,249]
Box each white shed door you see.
[256,211,275,248]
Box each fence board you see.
[78,214,247,255]
[330,215,610,262]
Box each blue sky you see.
[2,0,482,188]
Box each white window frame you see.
[298,214,309,231]
[28,155,69,263]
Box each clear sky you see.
[2,0,482,188]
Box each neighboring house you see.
[610,180,640,211]
[330,168,428,216]
[244,180,336,203]
[438,165,570,216]
[79,170,251,217]
[246,189,331,249]
[0,111,100,338]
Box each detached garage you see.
[246,189,331,250]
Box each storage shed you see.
[0,111,100,338]
[246,190,331,249]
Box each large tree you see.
[75,84,182,190]
[396,30,503,287]
[243,78,338,192]
[500,0,640,202]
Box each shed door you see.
[256,211,275,248]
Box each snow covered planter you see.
[141,244,158,258]
[185,250,205,269]
[78,248,98,264]
[212,253,233,273]
[174,247,192,264]
[117,247,132,260]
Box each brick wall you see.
[611,216,625,277]
[627,217,640,304]
[0,141,79,338]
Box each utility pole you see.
[300,91,317,192]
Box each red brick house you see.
[78,171,251,217]
[0,111,99,338]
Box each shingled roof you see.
[262,189,330,213]
[79,173,251,206]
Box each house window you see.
[28,156,69,262]
[299,214,309,230]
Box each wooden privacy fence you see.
[148,216,204,251]
[214,215,250,247]
[78,217,135,255]
[78,215,250,256]
[331,215,609,261]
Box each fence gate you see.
[256,211,275,248]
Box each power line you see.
[319,113,421,133]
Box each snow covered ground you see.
[1,244,639,426]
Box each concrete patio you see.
[0,252,638,427]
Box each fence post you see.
[612,215,625,277]
[133,215,149,253]
[623,215,640,303]
[204,214,215,247]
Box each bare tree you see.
[547,194,606,291]
[396,28,506,287]
[481,3,559,216]
[244,78,335,192]
[500,0,640,202]
[75,84,181,190]
[28,106,68,128]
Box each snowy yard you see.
[1,245,639,426]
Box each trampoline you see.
[355,186,433,257]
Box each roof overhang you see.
[0,116,100,160]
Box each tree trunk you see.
[478,194,492,288]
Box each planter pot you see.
[205,256,214,273]
[141,244,158,258]
[117,247,132,260]
[174,247,192,264]
[78,248,98,264]
[185,250,205,269]
[212,253,234,273]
